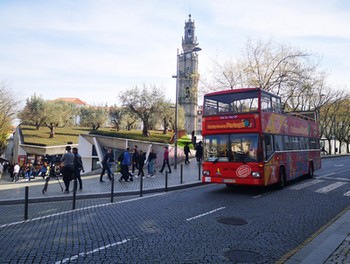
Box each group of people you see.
[131,146,157,179]
[99,145,158,183]
[4,140,204,193]
[99,141,204,184]
[4,160,63,183]
[184,141,203,165]
[60,146,84,194]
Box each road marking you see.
[334,164,344,167]
[318,172,335,177]
[321,177,350,182]
[0,193,165,229]
[186,207,225,221]
[315,182,347,193]
[344,191,350,196]
[289,180,324,190]
[56,238,131,264]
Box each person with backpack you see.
[147,148,157,178]
[119,147,131,182]
[72,147,84,191]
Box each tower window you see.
[185,87,190,98]
[187,29,192,37]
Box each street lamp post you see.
[173,47,201,170]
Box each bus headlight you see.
[203,170,210,176]
[252,172,260,178]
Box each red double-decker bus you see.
[201,88,321,188]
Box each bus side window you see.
[264,134,274,160]
[274,135,283,151]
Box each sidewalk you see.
[1,158,350,263]
[0,159,202,204]
[285,207,350,263]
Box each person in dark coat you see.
[137,149,146,178]
[195,141,203,163]
[100,148,114,182]
[73,147,84,191]
[60,146,74,193]
[184,142,191,164]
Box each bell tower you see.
[177,14,200,135]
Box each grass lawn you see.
[20,125,193,148]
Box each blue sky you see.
[1,0,349,106]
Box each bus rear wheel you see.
[278,167,286,189]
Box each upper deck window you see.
[204,90,259,116]
[261,92,282,113]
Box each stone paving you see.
[2,157,350,263]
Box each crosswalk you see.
[289,177,350,196]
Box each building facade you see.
[177,14,200,134]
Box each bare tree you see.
[0,82,18,154]
[203,38,329,113]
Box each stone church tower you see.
[177,14,200,134]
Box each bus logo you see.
[236,165,251,178]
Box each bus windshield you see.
[204,134,260,162]
[203,90,259,116]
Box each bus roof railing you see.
[285,111,316,122]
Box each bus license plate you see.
[223,179,236,183]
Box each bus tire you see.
[306,162,314,179]
[278,167,286,189]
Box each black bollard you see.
[140,173,143,197]
[72,179,77,210]
[198,162,201,181]
[180,164,183,183]
[111,176,114,203]
[165,171,168,192]
[24,186,29,220]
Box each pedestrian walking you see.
[60,146,75,194]
[100,148,114,182]
[137,149,146,178]
[159,146,171,174]
[195,141,203,163]
[73,147,84,191]
[131,145,139,176]
[12,163,20,182]
[184,142,191,164]
[8,163,14,180]
[119,147,131,182]
[147,148,157,177]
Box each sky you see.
[1,0,349,107]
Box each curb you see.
[0,182,203,205]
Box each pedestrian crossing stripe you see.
[289,180,324,190]
[289,180,350,196]
[315,182,347,193]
